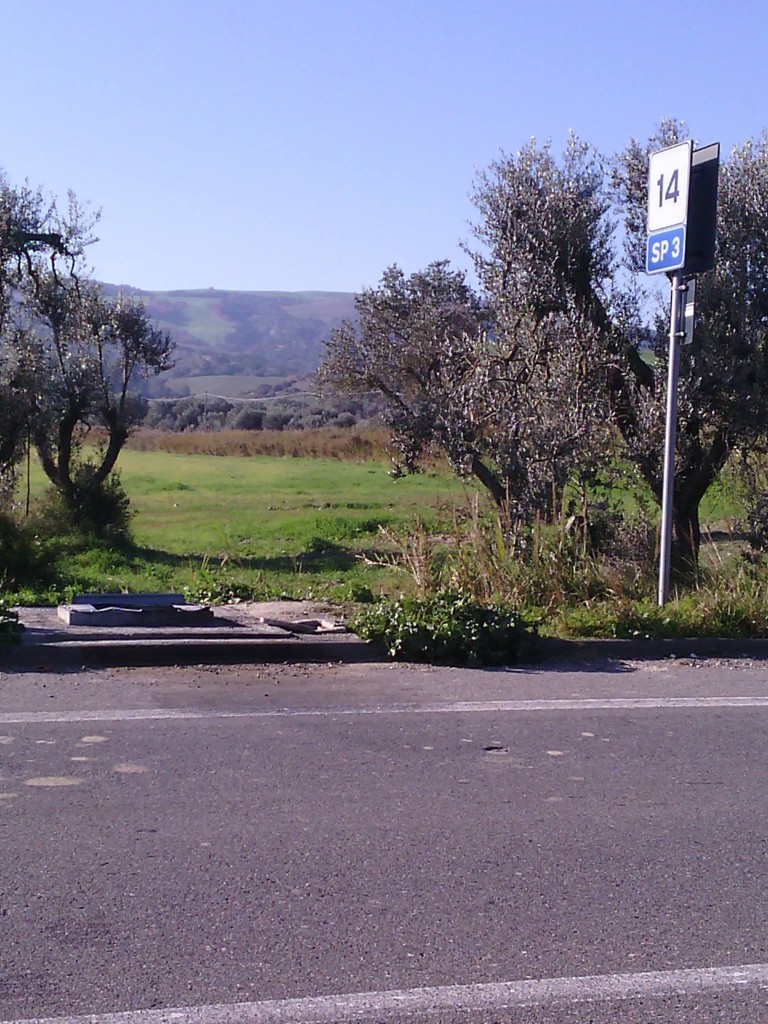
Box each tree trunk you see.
[670,495,701,580]
[668,431,730,579]
[92,423,128,486]
[33,414,77,502]
[469,454,507,508]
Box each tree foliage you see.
[321,146,618,525]
[0,173,90,493]
[22,275,173,506]
[0,170,174,525]
[465,137,619,519]
[613,122,768,569]
[320,124,768,573]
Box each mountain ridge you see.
[100,283,357,395]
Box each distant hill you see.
[101,285,357,397]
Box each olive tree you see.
[613,122,768,570]
[0,173,88,493]
[320,142,617,526]
[321,126,768,574]
[464,136,622,520]
[318,262,511,500]
[0,169,174,532]
[20,273,173,523]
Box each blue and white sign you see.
[646,142,692,276]
[646,226,686,274]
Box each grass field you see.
[12,437,753,618]
[17,448,472,603]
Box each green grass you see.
[698,464,746,524]
[126,451,460,549]
[13,448,759,636]
[16,451,471,603]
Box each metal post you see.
[658,275,687,606]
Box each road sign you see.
[647,141,692,233]
[646,226,686,273]
[649,142,718,607]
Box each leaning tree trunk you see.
[670,493,701,580]
[91,419,128,486]
[633,422,729,583]
[668,431,729,580]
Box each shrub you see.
[0,513,44,587]
[0,595,22,645]
[351,591,535,665]
[34,473,134,545]
[231,407,264,431]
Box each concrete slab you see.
[4,601,370,668]
[70,592,187,608]
[58,603,215,627]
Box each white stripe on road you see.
[7,962,768,1023]
[1,694,768,726]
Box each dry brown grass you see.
[124,426,392,461]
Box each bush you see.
[34,473,134,545]
[0,595,22,645]
[231,406,264,431]
[0,512,44,587]
[351,591,535,665]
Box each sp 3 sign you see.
[646,226,686,273]
[646,141,692,275]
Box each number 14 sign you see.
[646,141,692,274]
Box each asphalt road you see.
[1,653,768,1023]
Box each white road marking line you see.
[24,776,82,788]
[1,694,768,726]
[7,962,768,1023]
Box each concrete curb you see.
[0,603,380,669]
[3,631,768,671]
[5,604,768,670]
[2,632,376,669]
[537,636,768,662]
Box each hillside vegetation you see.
[100,285,356,395]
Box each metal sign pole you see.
[658,275,687,606]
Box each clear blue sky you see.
[3,0,765,293]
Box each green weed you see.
[351,591,535,665]
[13,444,768,651]
[0,596,22,644]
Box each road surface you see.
[1,652,768,1022]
